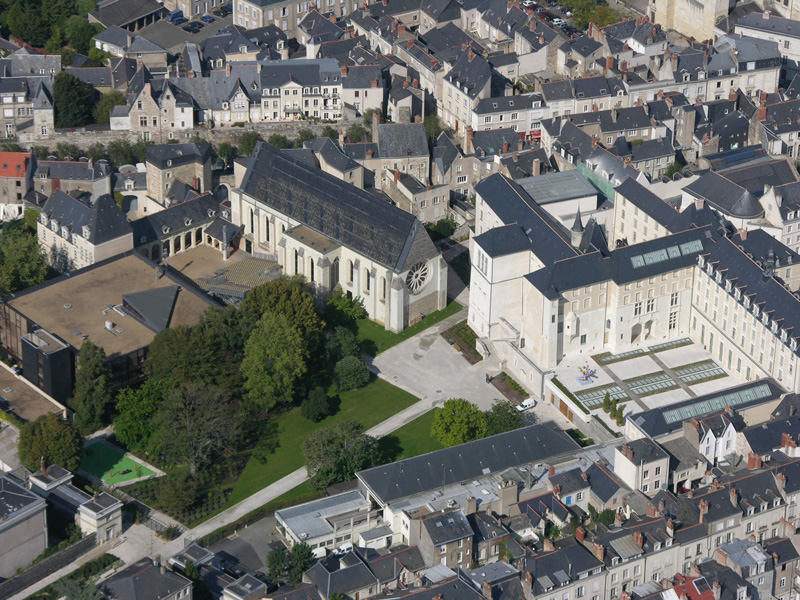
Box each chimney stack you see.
[729,487,738,507]
[647,502,657,518]
[482,581,492,599]
[576,526,586,542]
[666,518,674,537]
[394,169,400,184]
[466,126,474,154]
[548,466,556,477]
[748,452,763,470]
[699,499,709,523]
[502,141,509,154]
[592,542,605,562]
[615,511,624,527]
[783,432,797,449]
[633,531,643,548]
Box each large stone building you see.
[231,142,447,332]
[38,191,134,272]
[146,143,213,205]
[0,475,47,579]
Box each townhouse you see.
[440,47,493,138]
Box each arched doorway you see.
[631,323,642,343]
[644,320,654,340]
[150,243,160,261]
[215,184,229,204]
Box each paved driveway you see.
[369,307,502,411]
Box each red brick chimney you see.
[502,141,509,153]
[366,148,373,158]
[729,88,738,101]
[576,526,586,542]
[593,542,605,562]
[748,452,763,470]
[468,48,475,62]
[394,169,400,184]
[341,66,348,77]
[647,502,657,518]
[371,78,378,88]
[398,24,406,35]
[466,126,474,154]
[633,531,644,548]
[759,102,768,121]
[783,432,796,449]
[622,444,634,460]
[604,55,613,74]
[548,466,556,477]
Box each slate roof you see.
[702,234,800,349]
[584,461,627,504]
[684,171,764,218]
[304,550,379,598]
[103,558,191,600]
[443,48,491,100]
[763,537,800,565]
[541,76,626,102]
[146,143,212,169]
[131,193,220,246]
[550,468,589,496]
[35,160,110,181]
[474,93,543,115]
[357,424,578,504]
[474,174,578,266]
[371,575,484,600]
[42,191,132,246]
[0,475,45,521]
[624,439,669,463]
[523,537,604,595]
[432,133,460,177]
[527,226,714,300]
[368,546,425,583]
[661,437,707,474]
[422,509,474,545]
[241,142,437,272]
[731,228,800,268]
[718,158,798,197]
[473,224,534,258]
[89,0,165,28]
[471,129,529,156]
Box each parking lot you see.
[136,9,234,54]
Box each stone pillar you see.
[318,257,331,290]
[436,255,447,310]
[388,276,405,333]
[352,259,360,294]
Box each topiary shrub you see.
[334,356,370,391]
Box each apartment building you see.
[440,48,492,137]
[146,143,213,205]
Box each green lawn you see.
[80,442,154,485]
[357,299,463,355]
[377,408,443,463]
[226,377,419,506]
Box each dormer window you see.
[162,225,170,234]
[754,305,760,317]
[665,539,672,547]
[251,82,258,91]
[207,208,216,217]
[790,211,796,220]
[735,288,741,300]
[792,338,798,351]
[715,272,722,283]
[782,330,788,342]
[222,102,229,109]
[725,280,732,292]
[125,179,134,190]
[774,498,781,507]
[184,217,192,227]
[745,297,751,308]
[654,543,661,551]
[761,502,767,511]
[772,322,778,334]
[167,160,172,167]
[82,225,90,238]
[748,506,755,516]
[61,226,70,238]
[240,45,247,53]
[40,214,48,225]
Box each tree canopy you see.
[485,400,525,437]
[242,311,308,410]
[0,223,50,297]
[152,385,236,475]
[238,131,261,157]
[430,398,488,447]
[241,276,324,351]
[18,413,82,472]
[53,71,93,128]
[73,340,112,434]
[92,90,126,125]
[114,380,169,452]
[145,325,221,389]
[302,419,378,490]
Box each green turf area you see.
[378,409,443,460]
[357,299,462,355]
[225,377,419,507]
[80,442,154,484]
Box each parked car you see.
[190,20,204,29]
[182,24,196,31]
[516,398,536,412]
[173,16,188,25]
[212,8,226,16]
[200,14,215,22]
